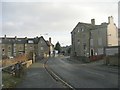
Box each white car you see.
[9,56,14,59]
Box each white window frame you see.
[41,47,43,50]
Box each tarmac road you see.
[47,56,118,88]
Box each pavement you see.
[16,59,64,88]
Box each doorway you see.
[90,49,94,56]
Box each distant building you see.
[71,16,118,59]
[37,36,54,58]
[1,35,54,59]
[61,45,71,56]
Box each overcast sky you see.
[1,0,119,46]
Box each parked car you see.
[9,56,14,59]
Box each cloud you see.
[118,1,120,28]
[2,1,118,46]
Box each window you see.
[30,46,33,50]
[14,53,16,56]
[8,47,11,50]
[41,47,43,50]
[83,43,86,50]
[18,39,21,41]
[8,52,11,56]
[14,48,16,52]
[14,44,16,46]
[108,34,111,36]
[108,44,112,46]
[78,40,80,44]
[81,28,84,32]
[28,40,33,43]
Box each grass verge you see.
[2,72,25,88]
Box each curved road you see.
[47,56,118,88]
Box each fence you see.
[3,61,32,79]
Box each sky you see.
[0,0,120,46]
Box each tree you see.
[54,42,61,54]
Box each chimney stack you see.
[4,35,6,39]
[91,19,95,25]
[15,36,17,40]
[49,37,51,43]
[108,16,113,24]
[25,37,27,40]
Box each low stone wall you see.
[104,56,119,66]
[71,56,90,63]
[25,60,33,68]
[2,54,27,67]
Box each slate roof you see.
[1,36,54,47]
[2,38,27,44]
[71,22,108,33]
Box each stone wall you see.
[104,55,119,66]
[25,60,33,68]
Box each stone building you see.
[71,16,118,60]
[1,35,54,59]
[61,45,71,56]
[38,36,49,58]
[118,28,120,45]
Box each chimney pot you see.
[4,35,6,39]
[108,16,113,24]
[91,19,95,25]
[49,37,51,43]
[15,36,17,40]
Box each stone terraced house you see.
[1,35,54,59]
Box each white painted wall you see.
[107,16,118,46]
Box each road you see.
[47,56,118,88]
